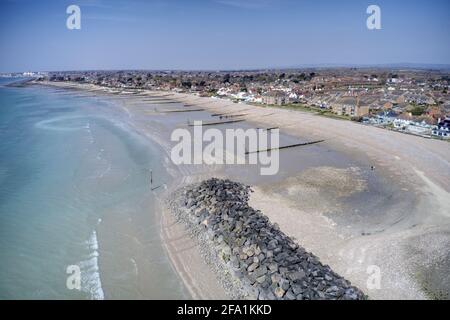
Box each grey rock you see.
[268,262,278,274]
[292,284,303,295]
[256,275,267,284]
[253,266,268,278]
[267,240,278,250]
[271,273,282,284]
[288,270,306,282]
[274,287,285,299]
[285,290,296,300]
[280,279,290,291]
[247,262,258,273]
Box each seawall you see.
[167,178,366,300]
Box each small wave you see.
[98,164,112,179]
[130,258,138,276]
[35,116,92,132]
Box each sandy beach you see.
[33,80,450,300]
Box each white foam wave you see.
[35,116,91,132]
[78,229,105,300]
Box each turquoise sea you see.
[0,79,189,299]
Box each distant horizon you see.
[5,62,450,74]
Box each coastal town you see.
[13,68,449,140]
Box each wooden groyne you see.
[219,113,249,119]
[246,140,325,154]
[159,108,204,113]
[145,100,179,104]
[211,108,254,117]
[149,93,173,98]
[257,127,279,131]
[148,97,177,99]
[187,119,245,126]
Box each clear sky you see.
[0,0,449,72]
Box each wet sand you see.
[34,81,450,300]
[159,195,228,299]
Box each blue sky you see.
[0,0,449,72]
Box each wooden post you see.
[150,169,153,186]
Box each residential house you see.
[262,90,288,106]
[331,96,369,117]
[432,117,450,139]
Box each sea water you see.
[0,79,189,299]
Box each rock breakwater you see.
[167,178,366,300]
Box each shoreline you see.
[156,175,230,300]
[158,196,229,299]
[31,80,450,300]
